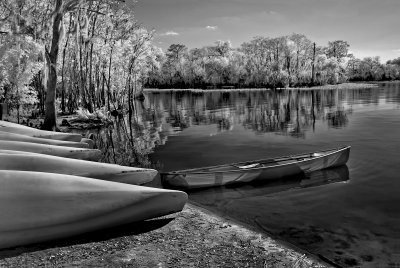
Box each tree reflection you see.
[92,86,394,168]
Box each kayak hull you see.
[0,140,101,161]
[0,131,88,148]
[0,171,187,249]
[0,120,82,142]
[0,152,158,185]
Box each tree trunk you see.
[107,46,113,112]
[61,14,72,114]
[311,42,316,86]
[42,0,63,131]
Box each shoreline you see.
[0,121,331,267]
[144,82,378,93]
[0,203,330,267]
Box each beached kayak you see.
[0,120,82,142]
[0,170,187,249]
[0,140,101,161]
[0,151,158,185]
[161,146,351,189]
[0,120,41,129]
[0,131,88,148]
[80,138,95,149]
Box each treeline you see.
[1,1,400,129]
[0,0,158,128]
[145,37,400,89]
[348,56,400,81]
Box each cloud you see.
[206,25,218,30]
[392,49,400,54]
[160,31,179,36]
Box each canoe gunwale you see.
[161,146,351,176]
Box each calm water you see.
[92,83,400,267]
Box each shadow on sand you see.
[0,217,175,259]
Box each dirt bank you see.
[0,204,329,267]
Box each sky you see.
[132,0,400,62]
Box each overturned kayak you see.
[0,151,158,185]
[0,120,82,142]
[0,171,187,249]
[0,140,101,161]
[80,137,95,149]
[0,131,88,148]
[0,120,41,129]
[161,146,351,189]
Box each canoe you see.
[161,146,351,189]
[0,131,89,148]
[0,151,158,185]
[0,140,101,161]
[0,170,187,249]
[0,120,82,142]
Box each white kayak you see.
[80,138,95,149]
[0,170,188,249]
[0,140,101,161]
[0,120,40,129]
[0,131,88,148]
[0,120,82,142]
[0,151,158,185]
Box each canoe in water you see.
[0,151,158,185]
[0,131,88,148]
[161,146,351,189]
[0,120,82,142]
[0,170,187,249]
[0,140,101,161]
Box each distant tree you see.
[326,40,350,62]
[164,44,188,85]
[387,57,400,66]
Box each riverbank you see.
[282,82,378,90]
[144,82,378,93]
[0,203,329,267]
[0,119,330,267]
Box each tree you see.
[387,57,400,66]
[326,40,349,62]
[0,0,45,121]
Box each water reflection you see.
[89,83,400,267]
[188,165,349,205]
[91,85,399,169]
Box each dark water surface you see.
[92,83,400,267]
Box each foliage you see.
[145,34,358,89]
[0,34,42,108]
[0,0,398,126]
[0,0,159,123]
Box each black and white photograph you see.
[0,0,399,267]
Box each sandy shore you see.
[0,203,329,267]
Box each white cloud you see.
[206,26,218,30]
[160,31,179,36]
[392,49,400,54]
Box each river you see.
[91,82,400,267]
